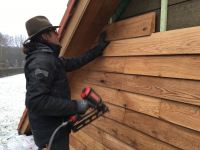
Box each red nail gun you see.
[69,86,108,132]
[48,87,108,150]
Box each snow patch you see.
[0,74,26,141]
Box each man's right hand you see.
[76,99,89,115]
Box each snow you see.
[0,74,26,141]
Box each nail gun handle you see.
[81,87,102,106]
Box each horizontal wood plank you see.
[102,26,200,56]
[69,134,87,150]
[70,81,160,118]
[94,12,155,42]
[82,55,200,80]
[124,55,200,80]
[92,116,179,150]
[103,132,137,150]
[72,70,200,106]
[81,57,125,73]
[71,130,110,150]
[160,100,200,132]
[124,109,200,150]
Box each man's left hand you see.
[98,31,110,51]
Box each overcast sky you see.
[0,0,69,38]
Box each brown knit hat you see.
[24,16,60,43]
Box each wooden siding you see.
[68,11,200,150]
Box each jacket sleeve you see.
[25,58,77,117]
[58,45,102,72]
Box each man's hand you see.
[98,31,110,51]
[76,99,89,115]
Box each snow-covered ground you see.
[0,74,26,141]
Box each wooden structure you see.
[18,0,200,149]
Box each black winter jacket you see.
[24,42,102,147]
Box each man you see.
[22,16,109,150]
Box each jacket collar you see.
[26,42,62,59]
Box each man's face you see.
[43,28,60,45]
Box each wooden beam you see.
[60,0,90,56]
[70,81,161,118]
[102,26,200,56]
[160,100,200,132]
[61,0,121,58]
[82,55,200,80]
[71,130,110,150]
[72,70,200,106]
[124,109,200,150]
[94,12,155,42]
[69,134,87,150]
[103,132,137,150]
[92,116,179,150]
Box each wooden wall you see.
[68,11,200,150]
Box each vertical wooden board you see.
[81,124,104,144]
[71,130,110,150]
[69,134,86,150]
[102,26,200,57]
[124,109,200,150]
[103,133,137,150]
[81,57,125,73]
[20,114,30,135]
[72,70,200,106]
[160,100,200,132]
[94,12,155,42]
[92,116,180,150]
[70,81,161,118]
[124,55,200,80]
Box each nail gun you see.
[48,87,108,150]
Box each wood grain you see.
[70,81,161,118]
[94,12,155,42]
[81,124,104,144]
[124,109,200,150]
[72,70,200,106]
[103,133,137,150]
[81,57,125,73]
[102,26,200,56]
[160,100,200,132]
[71,130,110,150]
[69,134,86,150]
[92,116,179,150]
[124,55,200,80]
